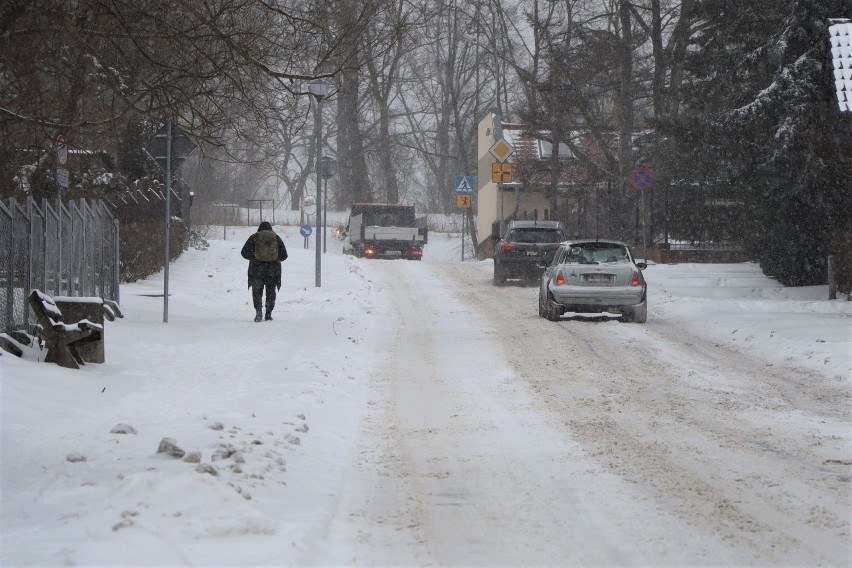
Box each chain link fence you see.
[1,197,120,337]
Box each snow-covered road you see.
[2,226,849,567]
[315,257,851,566]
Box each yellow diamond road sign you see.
[489,138,515,162]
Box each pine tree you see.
[670,0,852,287]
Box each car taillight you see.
[555,270,566,286]
[364,247,376,256]
[499,242,517,253]
[409,245,423,256]
[630,272,641,287]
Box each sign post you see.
[489,138,515,238]
[455,176,475,261]
[300,222,313,250]
[148,123,197,323]
[631,166,653,262]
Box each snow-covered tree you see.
[669,0,852,287]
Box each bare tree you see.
[362,0,418,204]
[509,0,697,242]
[0,0,383,200]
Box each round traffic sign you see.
[631,166,653,191]
[299,224,313,237]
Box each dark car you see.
[493,220,567,286]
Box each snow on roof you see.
[829,19,852,113]
[500,124,574,160]
[500,123,524,148]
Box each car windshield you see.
[507,228,564,243]
[565,244,628,264]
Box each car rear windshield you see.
[507,228,564,243]
[566,244,628,263]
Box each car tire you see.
[543,294,562,322]
[538,286,546,317]
[493,263,507,286]
[622,300,647,324]
[631,299,647,324]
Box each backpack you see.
[254,230,279,261]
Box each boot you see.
[264,307,273,321]
[254,308,263,322]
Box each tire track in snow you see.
[439,261,851,566]
[327,259,764,566]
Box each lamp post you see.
[188,191,194,235]
[308,78,330,287]
[320,156,337,254]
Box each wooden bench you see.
[28,290,106,369]
[53,296,123,363]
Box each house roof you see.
[502,124,574,160]
[498,123,620,190]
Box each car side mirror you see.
[636,262,647,270]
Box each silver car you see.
[538,240,648,323]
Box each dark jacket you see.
[241,222,288,289]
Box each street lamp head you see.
[320,156,337,179]
[307,79,330,99]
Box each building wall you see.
[476,113,553,257]
[476,112,498,248]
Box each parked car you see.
[493,220,567,286]
[538,239,648,323]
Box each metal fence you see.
[1,197,120,336]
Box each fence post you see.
[114,218,121,304]
[828,255,836,300]
[26,197,35,329]
[4,199,15,333]
[41,198,49,294]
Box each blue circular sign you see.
[631,166,653,191]
[300,224,313,237]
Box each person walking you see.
[241,221,288,322]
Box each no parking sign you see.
[631,166,653,191]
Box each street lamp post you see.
[188,191,194,235]
[320,156,337,254]
[308,79,330,287]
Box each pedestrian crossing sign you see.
[456,194,472,208]
[455,175,475,194]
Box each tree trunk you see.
[617,0,635,242]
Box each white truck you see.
[345,203,428,260]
